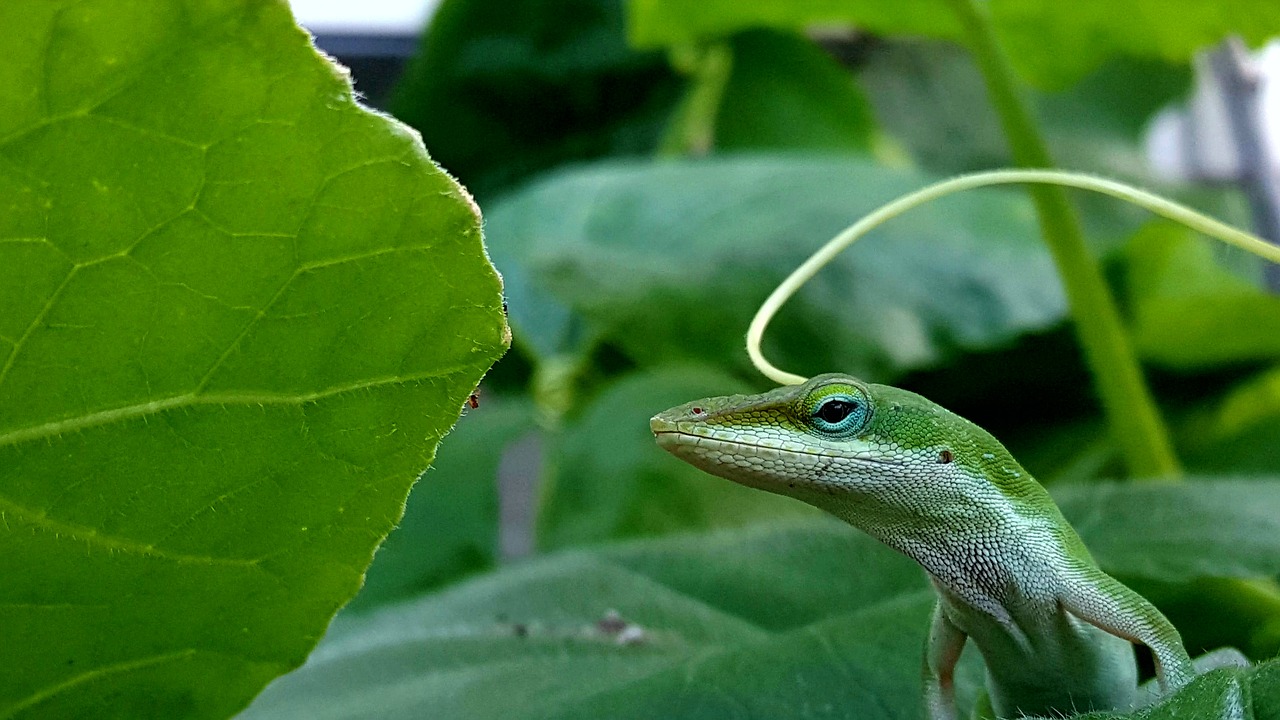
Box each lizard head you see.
[650,373,1045,533]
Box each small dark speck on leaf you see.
[597,610,627,634]
[513,623,528,638]
[597,609,646,646]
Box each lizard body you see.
[650,373,1194,719]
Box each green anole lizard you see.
[650,373,1195,719]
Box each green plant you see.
[0,1,506,717]
[8,0,1280,717]
[235,1,1280,716]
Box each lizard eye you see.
[811,394,867,435]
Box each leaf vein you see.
[0,264,78,391]
[0,648,197,719]
[0,368,469,449]
[0,493,261,567]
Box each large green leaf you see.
[485,155,1064,379]
[344,401,533,612]
[626,0,1280,87]
[1077,663,1280,719]
[0,1,506,717]
[537,365,819,550]
[241,480,1280,718]
[240,523,987,719]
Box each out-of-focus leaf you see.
[1127,222,1280,368]
[1061,480,1280,660]
[987,1,1280,88]
[713,29,878,152]
[626,0,1280,87]
[857,41,1190,176]
[1123,219,1280,473]
[485,155,1064,377]
[0,1,507,716]
[1057,480,1280,581]
[389,0,680,198]
[627,0,960,54]
[240,523,989,719]
[241,481,1280,719]
[1125,576,1280,661]
[537,365,818,550]
[1179,366,1280,476]
[855,39,1009,173]
[345,401,533,612]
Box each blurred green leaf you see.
[1056,480,1280,581]
[390,0,680,198]
[345,401,533,612]
[1179,366,1280,476]
[714,29,879,152]
[986,1,1280,88]
[240,524,987,719]
[485,155,1064,378]
[855,39,1009,173]
[1127,222,1280,369]
[537,365,818,550]
[627,0,960,54]
[0,1,506,716]
[242,478,1280,718]
[1126,576,1280,661]
[626,0,1280,87]
[1058,479,1280,660]
[857,40,1189,178]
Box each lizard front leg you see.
[924,601,966,720]
[1057,566,1194,691]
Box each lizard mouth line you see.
[653,430,905,467]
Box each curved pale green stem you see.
[747,169,1280,386]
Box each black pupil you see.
[816,399,855,424]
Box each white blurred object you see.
[1147,40,1280,183]
[288,0,440,34]
[1147,37,1280,289]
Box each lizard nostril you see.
[691,407,703,415]
[939,450,954,464]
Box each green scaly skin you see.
[650,373,1195,719]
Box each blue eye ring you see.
[809,392,868,436]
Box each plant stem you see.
[747,169,1280,387]
[656,43,733,157]
[945,0,1181,479]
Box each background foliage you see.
[5,0,1280,717]
[264,0,1280,716]
[306,0,1280,716]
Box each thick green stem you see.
[946,0,1181,479]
